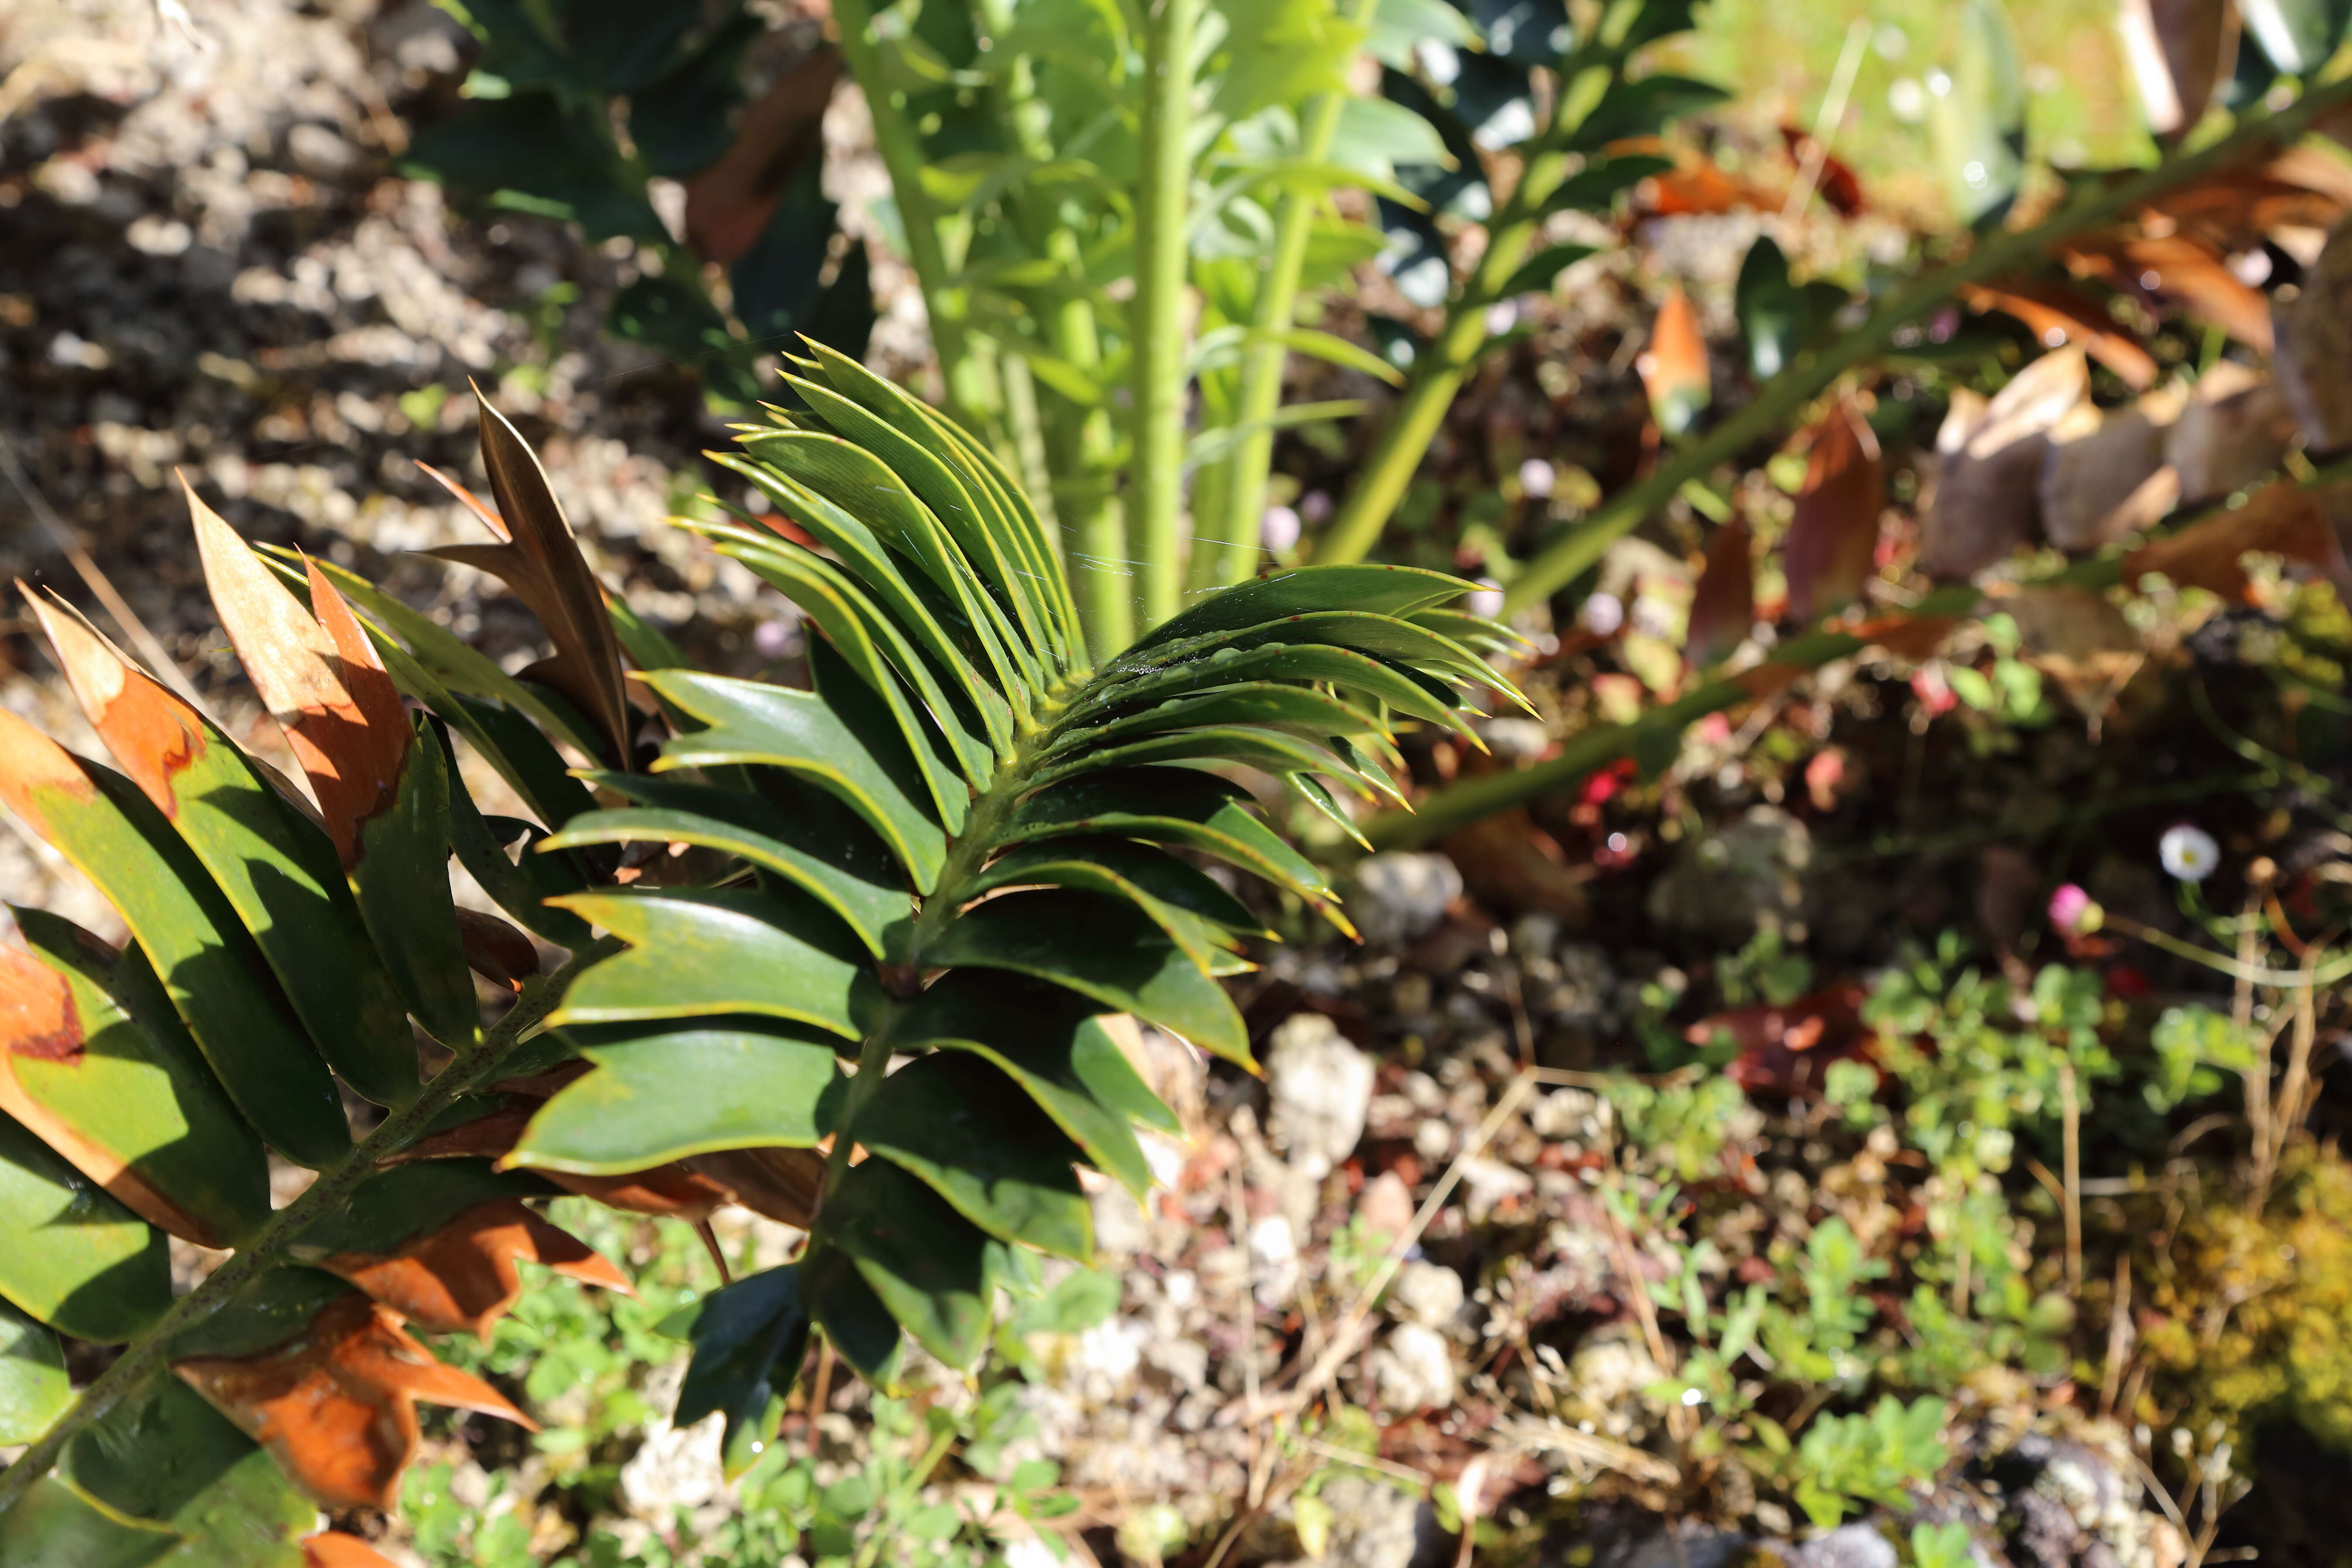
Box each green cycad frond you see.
[0,347,1510,1554]
[513,346,1511,1465]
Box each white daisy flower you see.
[2158,823,2221,883]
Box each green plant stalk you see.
[830,0,1002,440]
[977,0,1126,655]
[1369,448,2352,847]
[0,940,618,1519]
[1193,0,1381,590]
[1310,52,1625,568]
[1130,0,1204,632]
[1492,72,2352,615]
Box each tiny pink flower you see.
[2047,883,2101,935]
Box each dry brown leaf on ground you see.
[2039,391,2181,551]
[1444,812,1589,925]
[2273,215,2352,450]
[1688,981,1874,1097]
[2124,479,2351,598]
[2000,585,2146,728]
[2166,361,2299,502]
[1783,399,1885,623]
[2117,0,2236,135]
[1685,516,1754,669]
[176,1294,536,1512]
[1920,347,2088,579]
[1962,279,2158,389]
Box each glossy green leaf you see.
[928,889,1246,1063]
[1032,725,1361,796]
[58,1375,313,1568]
[802,1245,901,1386]
[1366,0,1480,65]
[282,1160,554,1258]
[66,691,421,1114]
[784,375,1059,673]
[1291,772,1372,849]
[660,1263,810,1480]
[8,907,272,1249]
[725,438,1036,719]
[515,1018,846,1174]
[1538,153,1675,217]
[971,836,1268,938]
[2240,0,2352,73]
[1494,241,1596,301]
[1123,564,1470,656]
[799,342,1079,663]
[719,535,990,808]
[1051,682,1385,755]
[549,887,873,1039]
[856,1052,1091,1260]
[0,1477,179,1568]
[1077,640,1473,733]
[884,973,1172,1195]
[0,1295,69,1445]
[350,712,476,1045]
[819,1158,999,1371]
[0,1107,171,1344]
[0,746,347,1168]
[703,454,1019,747]
[165,1266,354,1362]
[1566,74,1730,151]
[276,551,608,763]
[1406,607,1529,655]
[1006,768,1347,930]
[443,741,596,949]
[1120,609,1526,708]
[649,669,948,891]
[547,771,908,960]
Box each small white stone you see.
[1389,1261,1465,1327]
[1264,1013,1374,1178]
[1370,1322,1457,1412]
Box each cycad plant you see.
[0,353,1509,1561]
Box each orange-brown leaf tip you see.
[175,1294,535,1513]
[0,946,80,1065]
[1638,285,1712,437]
[320,1198,629,1340]
[455,908,540,991]
[416,460,511,542]
[304,1533,404,1568]
[27,588,208,817]
[0,708,93,836]
[0,949,221,1242]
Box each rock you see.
[1457,1155,1534,1222]
[1388,1261,1465,1327]
[1249,1213,1301,1307]
[1302,1474,1437,1568]
[1368,1322,1457,1413]
[1645,805,1812,948]
[617,1363,727,1520]
[1264,1013,1375,1179]
[1790,1524,1898,1568]
[1348,853,1463,947]
[1357,1171,1416,1237]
